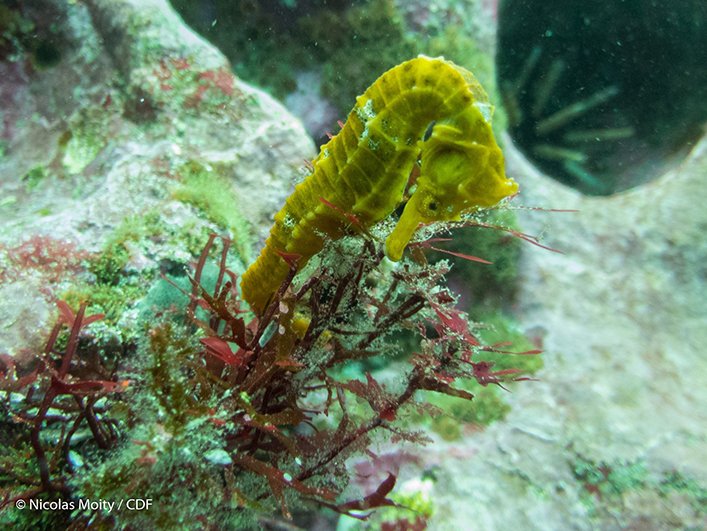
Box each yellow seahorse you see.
[241,56,518,314]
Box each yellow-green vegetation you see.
[62,215,161,326]
[63,283,143,329]
[173,161,253,264]
[105,208,214,256]
[474,313,543,374]
[21,165,48,191]
[427,387,511,441]
[61,210,212,328]
[62,248,134,327]
[341,477,435,530]
[60,106,112,175]
[145,322,209,432]
[88,242,130,286]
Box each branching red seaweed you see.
[0,302,125,510]
[164,224,538,519]
[0,211,543,525]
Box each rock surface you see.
[427,136,707,530]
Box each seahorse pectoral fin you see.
[385,194,425,261]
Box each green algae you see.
[659,471,707,515]
[342,477,434,530]
[474,313,543,374]
[572,456,707,524]
[21,165,48,191]
[60,211,184,329]
[173,161,253,264]
[427,386,511,440]
[60,106,112,175]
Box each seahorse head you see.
[385,123,518,261]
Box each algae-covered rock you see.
[0,0,314,361]
[170,0,500,139]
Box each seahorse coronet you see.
[240,56,518,314]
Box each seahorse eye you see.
[420,194,447,219]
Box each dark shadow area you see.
[497,0,707,195]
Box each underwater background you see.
[0,0,705,529]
